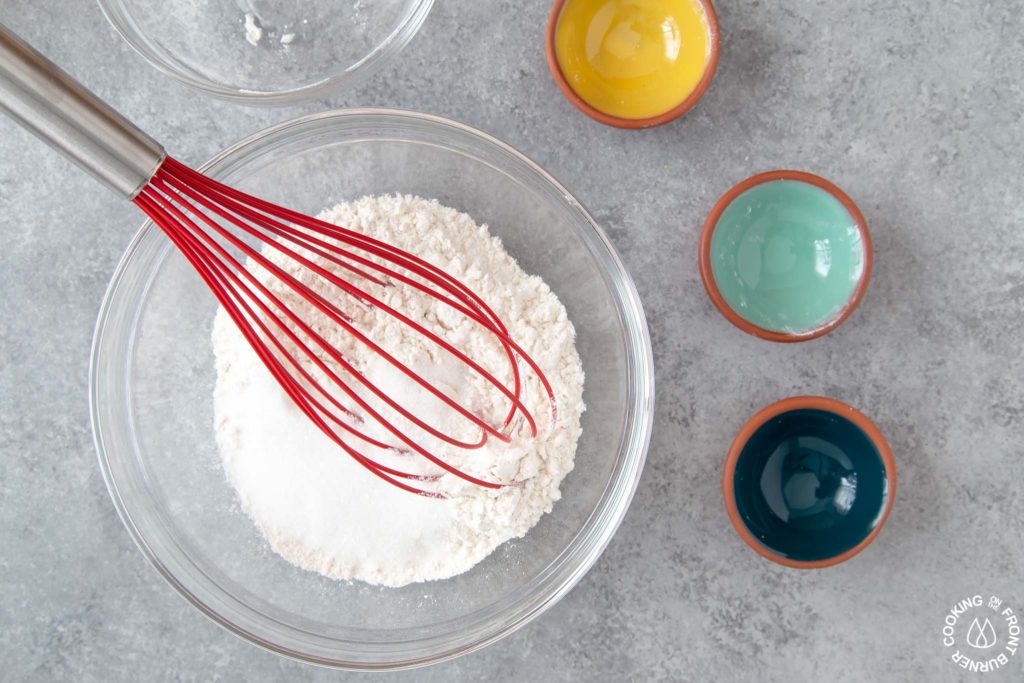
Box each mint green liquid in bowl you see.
[703,174,869,340]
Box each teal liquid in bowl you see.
[709,180,865,334]
[732,408,890,562]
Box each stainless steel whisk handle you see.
[0,24,164,198]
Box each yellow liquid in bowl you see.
[554,0,712,120]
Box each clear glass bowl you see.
[91,109,654,669]
[97,0,433,104]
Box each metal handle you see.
[0,24,164,198]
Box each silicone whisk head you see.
[134,157,555,497]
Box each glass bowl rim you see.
[89,107,655,669]
[96,0,435,105]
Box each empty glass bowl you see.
[97,0,433,104]
[90,109,653,668]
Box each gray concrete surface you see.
[2,1,1023,680]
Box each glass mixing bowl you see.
[91,109,653,669]
[97,0,433,104]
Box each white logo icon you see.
[941,593,1020,674]
[966,617,998,650]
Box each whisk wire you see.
[132,156,557,496]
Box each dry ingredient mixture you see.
[242,13,263,47]
[213,196,585,587]
[242,12,295,46]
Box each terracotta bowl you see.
[545,0,721,129]
[704,171,872,342]
[722,396,896,569]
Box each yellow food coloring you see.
[554,0,712,121]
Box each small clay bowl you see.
[723,396,896,569]
[699,170,872,342]
[545,0,721,129]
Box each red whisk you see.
[0,25,553,496]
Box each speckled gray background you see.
[2,1,1023,681]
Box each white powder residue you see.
[243,13,263,46]
[212,196,585,587]
[280,33,295,45]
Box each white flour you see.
[242,13,263,47]
[212,196,585,587]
